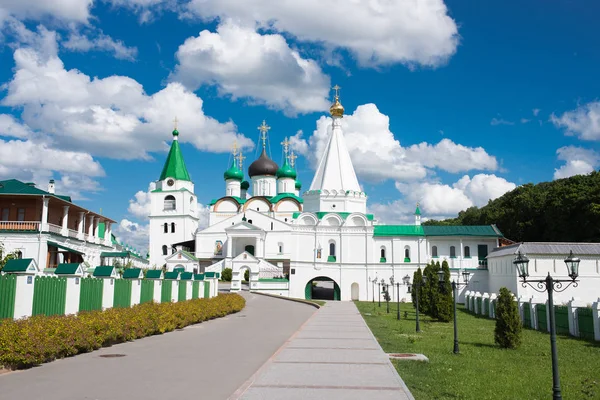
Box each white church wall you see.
[215,200,239,213]
[274,200,301,213]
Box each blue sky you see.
[0,0,599,251]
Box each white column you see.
[77,211,85,240]
[226,236,233,258]
[61,206,70,236]
[104,222,112,246]
[93,217,100,243]
[40,197,50,232]
[87,214,94,240]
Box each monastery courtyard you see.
[0,291,412,400]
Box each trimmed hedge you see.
[0,293,245,369]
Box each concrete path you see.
[232,301,414,400]
[0,292,315,400]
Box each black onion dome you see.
[248,149,279,177]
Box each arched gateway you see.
[305,276,341,301]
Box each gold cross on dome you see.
[237,152,246,170]
[332,84,341,98]
[258,120,270,149]
[289,151,298,168]
[231,140,239,157]
[173,116,179,130]
[281,137,290,156]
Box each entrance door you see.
[245,245,255,256]
[477,244,488,267]
[305,277,341,301]
[351,283,359,300]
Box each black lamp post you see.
[446,270,470,354]
[399,275,410,320]
[379,278,384,307]
[370,276,377,303]
[414,275,427,333]
[514,250,580,400]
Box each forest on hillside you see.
[423,171,600,243]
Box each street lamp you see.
[445,269,470,354]
[388,277,394,314]
[370,276,378,303]
[379,278,384,307]
[514,250,580,400]
[413,275,427,333]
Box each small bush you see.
[244,269,249,282]
[494,287,522,349]
[0,294,245,369]
[221,268,232,282]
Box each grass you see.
[356,301,600,400]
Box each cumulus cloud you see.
[292,103,499,182]
[0,0,92,23]
[2,30,252,159]
[62,31,138,60]
[113,219,150,255]
[490,117,514,126]
[371,174,516,223]
[185,0,459,68]
[551,101,600,141]
[0,114,31,138]
[172,20,330,115]
[553,146,600,179]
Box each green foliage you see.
[494,287,522,349]
[411,267,423,308]
[0,294,245,369]
[418,261,452,322]
[436,260,453,322]
[423,171,600,242]
[0,242,17,272]
[244,269,249,282]
[221,268,232,282]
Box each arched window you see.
[464,246,471,258]
[380,248,386,258]
[248,219,253,224]
[380,247,386,262]
[432,245,438,258]
[164,195,176,211]
[450,246,456,258]
[162,245,168,255]
[328,241,336,262]
[171,222,175,233]
[163,223,168,233]
[404,246,411,262]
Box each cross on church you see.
[289,151,298,168]
[231,140,239,157]
[332,84,341,98]
[281,137,290,156]
[258,120,270,149]
[173,116,179,130]
[237,152,246,170]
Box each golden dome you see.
[330,96,344,117]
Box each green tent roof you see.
[159,138,191,182]
[48,241,84,255]
[93,266,115,277]
[2,258,36,273]
[415,205,421,216]
[374,225,425,237]
[55,263,81,275]
[123,268,143,279]
[146,270,163,279]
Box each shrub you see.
[221,268,232,282]
[494,287,522,349]
[411,267,422,308]
[244,269,249,282]
[436,260,453,322]
[0,293,245,369]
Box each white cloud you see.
[490,117,514,126]
[0,0,92,23]
[533,108,540,117]
[62,31,138,60]
[0,114,31,138]
[371,174,516,223]
[292,103,498,182]
[553,146,600,179]
[113,219,150,255]
[520,118,530,124]
[128,184,154,219]
[104,0,174,23]
[2,32,253,159]
[172,20,330,115]
[551,101,600,141]
[186,0,459,68]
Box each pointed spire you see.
[415,203,422,216]
[159,126,191,182]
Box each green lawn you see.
[356,301,600,400]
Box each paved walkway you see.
[232,301,414,400]
[0,292,315,400]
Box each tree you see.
[411,267,423,308]
[420,263,432,314]
[244,269,249,282]
[436,260,453,322]
[0,242,17,272]
[494,287,522,349]
[221,268,232,282]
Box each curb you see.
[250,291,322,309]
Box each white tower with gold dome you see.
[303,86,367,214]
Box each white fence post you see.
[13,275,35,319]
[593,299,600,342]
[101,278,115,310]
[489,293,497,318]
[131,279,142,306]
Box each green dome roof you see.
[241,180,250,190]
[295,180,302,189]
[224,160,243,181]
[276,159,296,179]
[172,129,179,136]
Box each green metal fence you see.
[555,306,570,335]
[523,303,531,328]
[140,280,154,304]
[483,298,489,316]
[178,282,187,302]
[536,304,547,332]
[192,281,200,299]
[204,281,210,299]
[578,307,595,340]
[78,277,103,312]
[161,280,173,303]
[0,275,17,319]
[32,276,67,317]
[113,279,132,308]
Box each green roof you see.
[164,271,179,280]
[55,263,81,275]
[0,179,72,202]
[48,241,84,255]
[180,272,193,280]
[422,225,503,237]
[181,250,198,261]
[241,180,250,190]
[276,159,296,179]
[205,272,216,278]
[93,266,115,277]
[415,205,421,216]
[159,138,191,182]
[269,193,304,204]
[194,273,204,280]
[374,225,425,237]
[146,270,163,279]
[224,160,244,181]
[291,212,374,221]
[295,180,302,189]
[173,267,185,273]
[100,251,149,264]
[2,258,35,273]
[123,268,143,279]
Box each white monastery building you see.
[148,89,600,303]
